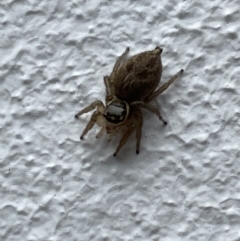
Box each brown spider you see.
[75,46,183,156]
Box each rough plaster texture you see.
[1,0,240,240]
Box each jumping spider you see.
[75,46,183,156]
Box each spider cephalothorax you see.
[104,99,129,125]
[75,46,183,156]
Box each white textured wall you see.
[1,1,240,240]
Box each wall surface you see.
[1,0,240,240]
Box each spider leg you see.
[132,102,167,125]
[108,132,116,142]
[104,76,114,102]
[104,47,130,103]
[75,100,104,118]
[113,125,135,157]
[80,111,99,140]
[133,108,143,154]
[110,47,130,80]
[148,69,184,101]
[96,126,105,139]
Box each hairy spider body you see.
[75,47,183,156]
[113,47,162,103]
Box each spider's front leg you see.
[80,111,98,140]
[75,100,105,140]
[75,100,104,118]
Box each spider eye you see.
[104,100,128,124]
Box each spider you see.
[75,46,183,156]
